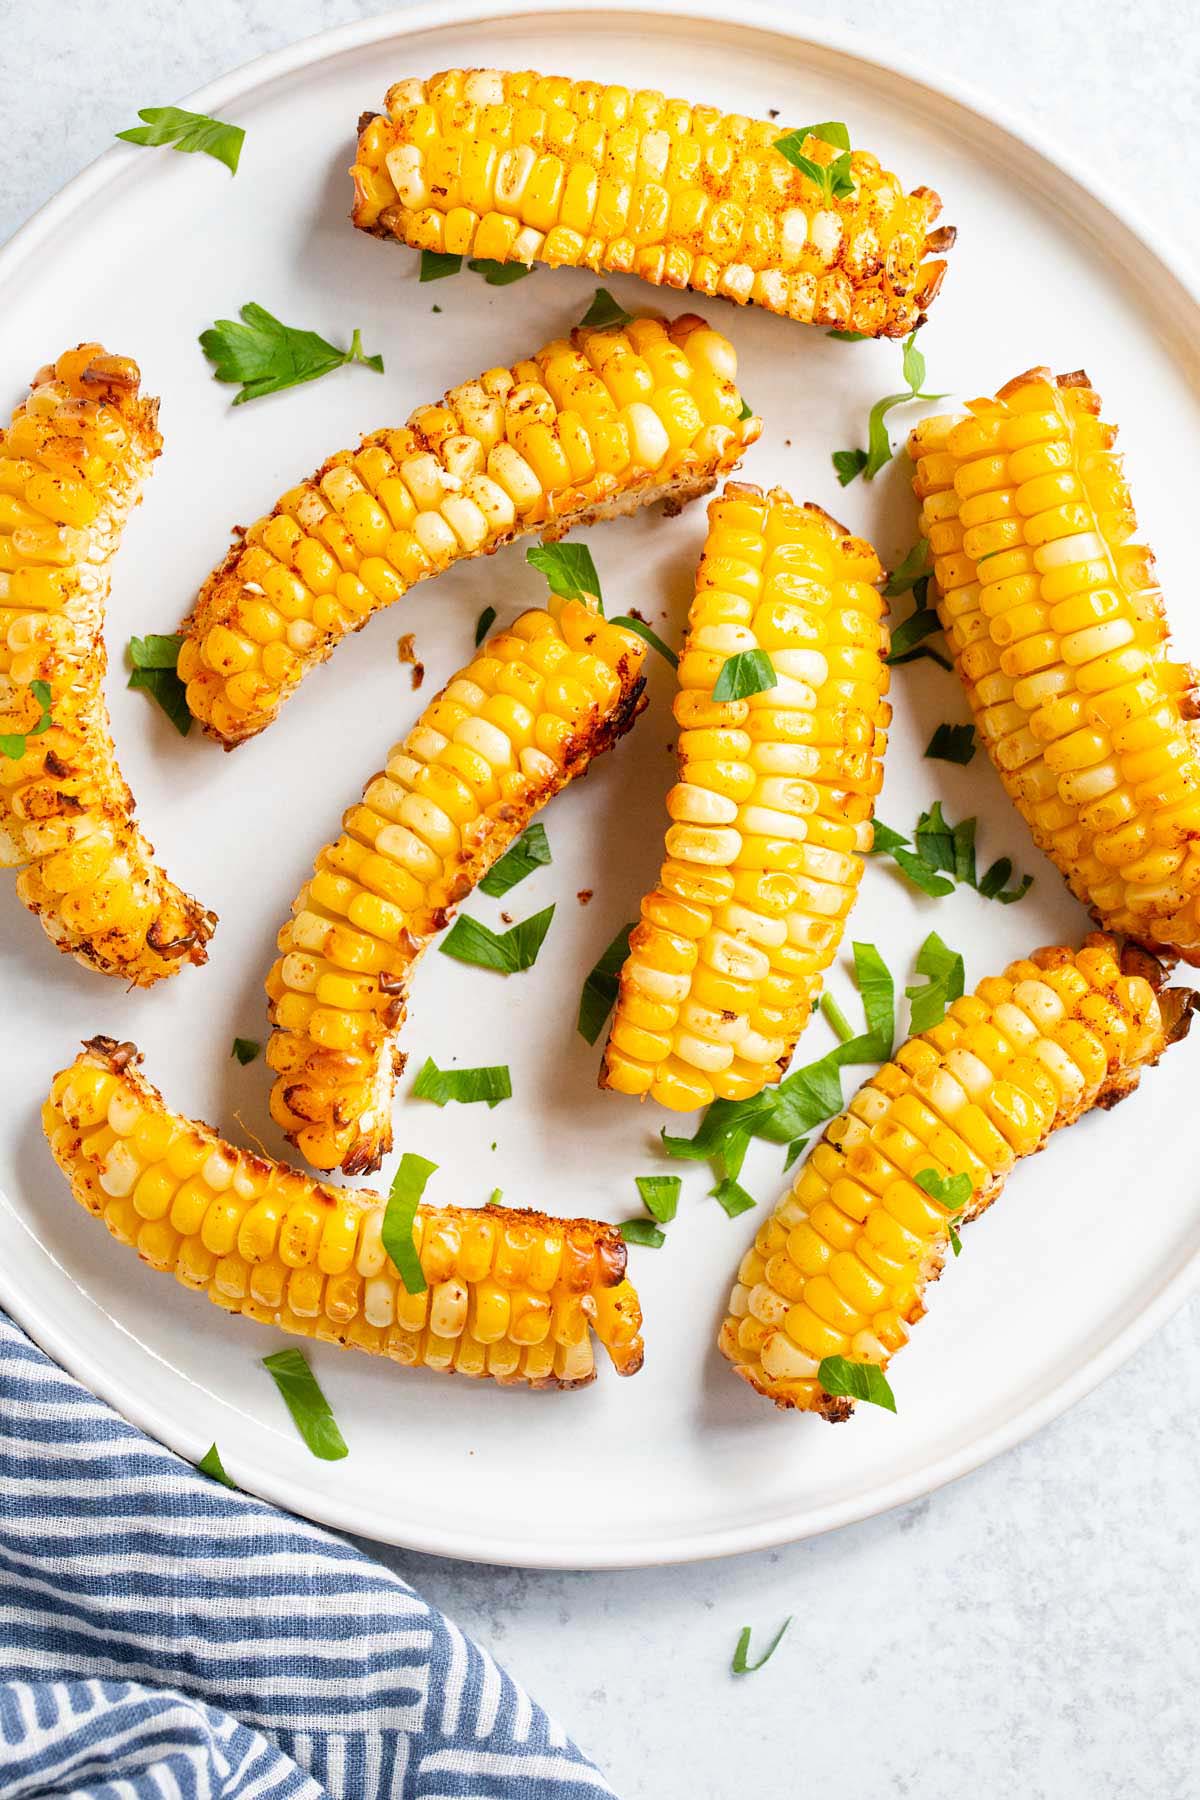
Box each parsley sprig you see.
[116,105,244,175]
[834,332,946,484]
[817,1355,897,1412]
[200,303,383,405]
[915,1166,973,1257]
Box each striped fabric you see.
[0,1312,618,1799]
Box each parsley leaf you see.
[199,303,383,405]
[467,257,532,285]
[711,1176,757,1219]
[196,1442,235,1487]
[116,105,244,175]
[883,540,931,598]
[580,287,634,330]
[870,804,1032,905]
[925,723,976,765]
[261,1349,348,1460]
[977,856,1034,904]
[828,328,871,341]
[783,1137,809,1172]
[382,1153,437,1295]
[712,649,777,703]
[479,823,552,897]
[474,605,497,646]
[732,1617,793,1674]
[905,930,965,1034]
[231,1038,260,1065]
[526,541,602,610]
[127,633,191,736]
[817,1355,897,1412]
[635,1175,680,1223]
[439,905,555,975]
[578,922,635,1044]
[737,397,754,421]
[832,447,868,487]
[419,250,463,281]
[411,1057,512,1107]
[914,1167,973,1214]
[610,615,678,668]
[620,1218,666,1248]
[0,678,53,759]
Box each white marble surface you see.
[6,3,1200,1795]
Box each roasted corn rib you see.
[179,312,758,747]
[45,1037,644,1388]
[0,346,215,982]
[352,70,954,338]
[601,483,890,1111]
[910,368,1200,964]
[267,597,647,1174]
[719,935,1193,1418]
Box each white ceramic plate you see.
[3,1,1199,1569]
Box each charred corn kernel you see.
[353,70,954,339]
[0,346,215,982]
[180,315,757,747]
[601,483,889,1110]
[268,600,647,1175]
[910,367,1200,964]
[719,934,1193,1417]
[45,1037,644,1387]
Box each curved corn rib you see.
[719,935,1193,1418]
[179,313,758,747]
[0,345,215,983]
[601,483,890,1111]
[267,599,647,1174]
[45,1037,645,1388]
[352,69,955,339]
[909,367,1200,964]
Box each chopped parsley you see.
[411,1057,512,1108]
[834,331,946,484]
[116,105,244,175]
[261,1349,348,1460]
[381,1152,437,1295]
[577,922,635,1044]
[479,823,552,898]
[712,649,777,703]
[439,905,555,975]
[199,303,382,405]
[732,1617,793,1674]
[817,1355,897,1412]
[526,541,603,610]
[127,634,191,736]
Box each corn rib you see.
[910,367,1200,964]
[45,1036,645,1388]
[266,597,647,1174]
[719,934,1193,1418]
[601,482,890,1111]
[352,69,954,339]
[178,312,758,747]
[0,345,215,983]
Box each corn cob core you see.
[266,597,647,1174]
[0,346,215,983]
[719,935,1192,1419]
[178,313,758,747]
[45,1038,645,1389]
[601,483,890,1111]
[910,368,1200,965]
[352,69,954,339]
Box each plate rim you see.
[2,0,1199,1569]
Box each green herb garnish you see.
[0,679,52,760]
[127,634,190,737]
[635,1174,680,1223]
[116,105,244,175]
[832,447,868,487]
[467,257,532,285]
[817,1355,897,1412]
[712,649,777,703]
[419,249,463,281]
[526,541,602,609]
[200,303,383,405]
[828,328,871,341]
[871,802,1032,904]
[732,1617,793,1674]
[231,1038,260,1065]
[883,540,931,598]
[610,615,678,668]
[925,723,976,765]
[487,1187,504,1206]
[474,605,497,646]
[479,823,552,898]
[774,121,854,203]
[577,922,635,1044]
[835,331,946,484]
[196,1442,235,1486]
[915,1165,972,1249]
[261,1349,349,1460]
[580,287,634,330]
[411,1057,512,1108]
[711,1176,757,1219]
[439,905,555,975]
[737,397,754,421]
[905,930,965,1034]
[382,1153,437,1295]
[620,1218,666,1248]
[820,993,854,1044]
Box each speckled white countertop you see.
[7,4,1199,1796]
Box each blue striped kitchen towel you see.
[0,1310,617,1800]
